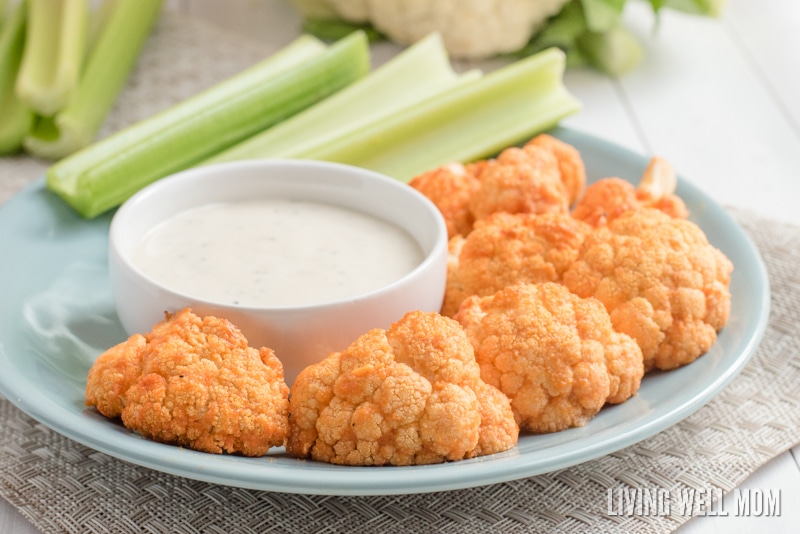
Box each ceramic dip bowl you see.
[108,159,448,386]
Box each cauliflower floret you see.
[409,162,481,239]
[455,282,643,432]
[409,136,584,240]
[441,211,589,317]
[470,145,569,222]
[286,310,518,465]
[636,156,689,219]
[525,134,586,205]
[362,0,571,59]
[572,158,688,227]
[85,309,290,456]
[572,177,643,227]
[562,208,733,371]
[443,234,469,318]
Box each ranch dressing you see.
[132,199,424,307]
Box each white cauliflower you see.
[295,0,571,59]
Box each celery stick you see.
[87,0,120,52]
[206,33,479,164]
[305,47,580,182]
[47,32,369,219]
[24,0,162,160]
[0,0,34,154]
[302,17,385,43]
[15,0,88,116]
[577,25,643,75]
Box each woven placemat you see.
[2,11,799,534]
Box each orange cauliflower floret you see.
[286,310,518,465]
[525,134,586,205]
[409,135,585,238]
[441,211,590,317]
[85,308,290,456]
[572,158,688,227]
[572,177,642,227]
[562,208,733,371]
[409,162,481,239]
[470,145,569,222]
[572,177,689,227]
[455,283,643,433]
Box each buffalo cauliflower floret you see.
[409,135,584,240]
[525,134,586,205]
[562,208,733,371]
[636,156,689,219]
[441,211,590,317]
[572,158,688,227]
[409,162,481,239]
[470,145,569,222]
[85,308,290,456]
[571,177,642,227]
[455,282,643,432]
[286,310,518,465]
[572,177,689,227]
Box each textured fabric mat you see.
[2,11,799,534]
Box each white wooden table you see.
[2,0,798,531]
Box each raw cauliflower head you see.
[85,308,290,456]
[363,0,571,59]
[286,310,519,465]
[441,211,590,317]
[455,282,644,433]
[562,208,733,371]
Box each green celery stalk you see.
[47,32,369,219]
[87,0,119,51]
[24,0,163,160]
[577,25,643,75]
[304,47,580,182]
[655,0,726,17]
[206,33,479,164]
[15,0,89,116]
[0,0,34,154]
[302,17,385,43]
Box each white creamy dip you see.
[132,199,425,307]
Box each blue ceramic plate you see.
[0,128,770,496]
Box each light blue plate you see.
[0,128,770,496]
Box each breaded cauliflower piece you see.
[286,311,518,465]
[470,145,570,222]
[455,283,643,432]
[525,134,586,205]
[441,211,590,317]
[85,309,290,456]
[562,208,733,371]
[409,162,481,239]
